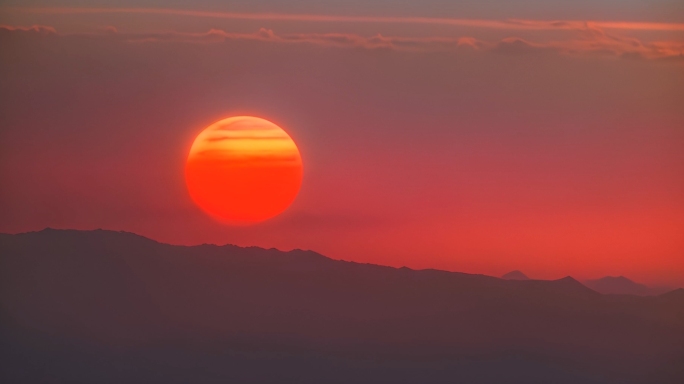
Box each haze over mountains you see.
[1,229,683,383]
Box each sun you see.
[185,116,303,224]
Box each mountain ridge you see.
[582,275,672,296]
[9,228,676,295]
[1,228,683,383]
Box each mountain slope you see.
[1,229,683,383]
[583,276,669,296]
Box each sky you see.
[1,1,683,286]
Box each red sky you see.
[1,1,683,286]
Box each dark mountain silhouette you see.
[1,229,683,384]
[582,276,672,296]
[501,270,530,280]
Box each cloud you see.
[101,26,118,34]
[456,37,488,50]
[493,37,557,55]
[99,27,486,52]
[0,24,56,35]
[122,29,235,44]
[6,7,684,32]
[550,25,684,60]
[122,27,684,60]
[1,24,681,61]
[508,19,684,32]
[491,24,683,60]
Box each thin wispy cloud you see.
[6,7,684,32]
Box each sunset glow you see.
[1,0,682,286]
[1,1,683,381]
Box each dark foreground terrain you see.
[1,229,682,383]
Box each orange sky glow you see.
[0,2,682,287]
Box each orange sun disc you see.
[185,116,303,224]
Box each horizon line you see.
[5,7,684,32]
[3,227,680,290]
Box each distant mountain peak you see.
[502,270,529,280]
[555,276,583,285]
[659,288,684,300]
[582,275,656,296]
[601,276,630,282]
